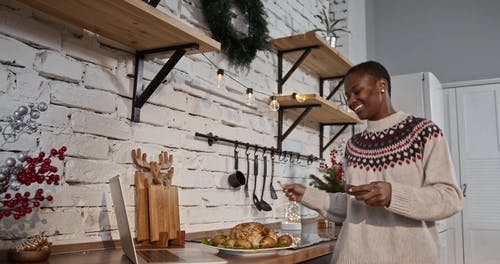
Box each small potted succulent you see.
[313,8,350,47]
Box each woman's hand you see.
[282,183,306,202]
[347,181,392,207]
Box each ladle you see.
[269,152,278,199]
[259,155,272,211]
[252,152,262,210]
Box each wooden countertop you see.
[2,240,335,264]
[2,221,337,263]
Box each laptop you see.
[109,175,227,264]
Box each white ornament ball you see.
[17,106,29,115]
[5,158,16,167]
[37,102,48,112]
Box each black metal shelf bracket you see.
[318,77,357,158]
[131,43,199,122]
[276,44,357,158]
[276,45,320,152]
[320,123,354,158]
[277,45,320,93]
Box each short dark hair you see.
[344,61,391,95]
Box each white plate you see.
[203,244,295,257]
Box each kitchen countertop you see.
[2,223,338,264]
[16,240,333,264]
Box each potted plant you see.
[312,8,349,47]
[309,146,345,230]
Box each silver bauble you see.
[12,111,22,120]
[5,158,16,167]
[17,152,28,162]
[0,173,6,181]
[28,102,34,108]
[14,119,24,130]
[0,167,10,174]
[17,106,29,115]
[30,110,40,119]
[10,182,20,191]
[0,125,2,132]
[28,121,37,130]
[37,102,48,112]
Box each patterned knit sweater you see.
[301,112,463,264]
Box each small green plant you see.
[312,8,349,45]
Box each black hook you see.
[296,153,302,165]
[307,155,314,165]
[253,146,259,156]
[261,148,267,158]
[279,151,288,162]
[245,143,250,155]
[289,152,296,164]
[270,147,275,160]
[234,141,239,154]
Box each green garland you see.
[201,0,270,69]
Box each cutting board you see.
[135,171,149,241]
[148,183,170,242]
[168,185,180,240]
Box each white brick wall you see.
[0,0,352,248]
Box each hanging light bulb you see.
[270,95,280,112]
[293,92,306,103]
[216,69,225,89]
[246,88,254,106]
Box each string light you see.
[269,95,280,112]
[202,54,272,98]
[216,69,225,89]
[293,92,306,103]
[246,88,254,106]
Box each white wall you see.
[0,0,352,248]
[366,0,500,83]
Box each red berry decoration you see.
[1,146,64,220]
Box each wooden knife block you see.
[135,172,184,248]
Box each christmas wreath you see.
[201,0,270,69]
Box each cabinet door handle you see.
[462,183,467,197]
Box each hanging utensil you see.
[228,145,245,188]
[244,145,250,198]
[252,151,262,210]
[269,151,278,200]
[259,154,272,211]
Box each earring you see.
[381,89,385,93]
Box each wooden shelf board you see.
[18,0,220,57]
[271,31,352,78]
[277,94,362,124]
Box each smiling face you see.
[344,72,393,121]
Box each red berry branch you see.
[0,147,66,220]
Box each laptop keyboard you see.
[138,250,182,263]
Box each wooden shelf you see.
[277,94,362,124]
[18,0,221,57]
[272,31,352,78]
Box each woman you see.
[283,61,463,264]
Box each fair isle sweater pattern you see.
[344,115,443,172]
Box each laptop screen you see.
[110,175,139,264]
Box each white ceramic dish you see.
[203,244,295,257]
